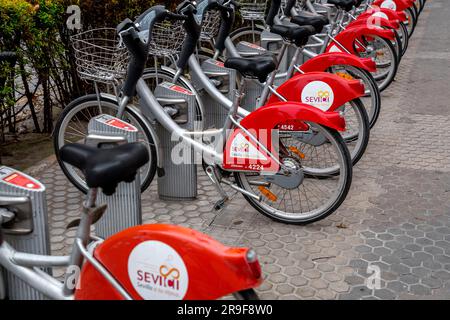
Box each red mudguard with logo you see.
[74,224,262,300]
[326,26,395,54]
[372,0,415,11]
[347,15,400,30]
[266,72,365,112]
[358,8,408,23]
[222,102,345,173]
[299,52,376,73]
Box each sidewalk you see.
[36,0,450,300]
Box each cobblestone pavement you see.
[33,0,450,300]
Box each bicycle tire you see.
[233,289,260,300]
[53,94,157,193]
[234,124,353,225]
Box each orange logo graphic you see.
[159,265,180,280]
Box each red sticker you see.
[105,119,138,132]
[214,60,225,68]
[241,42,265,51]
[3,173,42,190]
[170,85,193,95]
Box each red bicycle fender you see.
[74,224,262,300]
[241,101,346,132]
[266,72,365,112]
[372,0,413,11]
[349,16,400,30]
[326,25,395,54]
[359,8,407,22]
[300,52,376,73]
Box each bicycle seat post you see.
[223,77,246,133]
[62,187,99,296]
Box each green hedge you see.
[0,0,242,137]
[0,0,172,135]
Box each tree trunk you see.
[19,60,41,133]
[42,76,53,133]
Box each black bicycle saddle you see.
[60,143,149,195]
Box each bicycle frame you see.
[124,75,310,174]
[295,1,399,59]
[1,183,264,300]
[0,189,130,300]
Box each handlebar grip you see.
[215,7,235,53]
[120,28,149,96]
[176,6,201,70]
[266,0,282,27]
[217,1,236,13]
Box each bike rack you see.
[191,58,237,129]
[86,114,141,239]
[236,30,293,111]
[154,82,198,201]
[0,167,50,300]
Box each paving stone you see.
[295,287,316,299]
[290,276,308,287]
[409,284,432,296]
[345,275,365,286]
[276,284,295,295]
[421,277,443,289]
[329,282,350,293]
[373,247,392,257]
[387,281,408,293]
[400,275,420,285]
[373,289,396,300]
[303,270,322,280]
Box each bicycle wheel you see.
[233,289,260,300]
[392,28,403,63]
[229,25,265,47]
[54,94,157,193]
[411,2,419,26]
[398,21,409,56]
[330,65,381,128]
[404,7,417,37]
[338,98,370,167]
[234,123,353,225]
[357,35,398,92]
[418,0,425,13]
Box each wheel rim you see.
[230,28,263,47]
[57,99,153,190]
[331,65,379,127]
[404,9,415,37]
[358,36,397,90]
[237,123,349,222]
[338,100,367,164]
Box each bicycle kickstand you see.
[205,165,230,211]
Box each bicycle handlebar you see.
[214,0,237,53]
[266,0,282,27]
[284,0,297,17]
[176,2,201,70]
[117,5,193,96]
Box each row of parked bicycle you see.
[0,0,426,300]
[56,0,422,224]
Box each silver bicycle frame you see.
[132,72,292,172]
[190,37,295,114]
[0,189,133,300]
